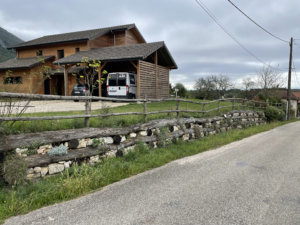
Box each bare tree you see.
[214,75,233,97]
[242,77,255,99]
[194,74,232,99]
[256,66,284,99]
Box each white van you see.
[106,72,137,99]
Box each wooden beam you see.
[137,60,140,98]
[130,61,137,69]
[154,51,158,99]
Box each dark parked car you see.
[71,84,89,101]
[71,83,99,101]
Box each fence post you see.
[253,101,255,111]
[202,103,206,117]
[143,98,147,122]
[176,98,180,118]
[232,99,235,110]
[85,100,91,128]
[217,99,220,113]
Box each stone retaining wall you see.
[8,110,266,179]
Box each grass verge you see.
[0,119,297,223]
[3,100,244,134]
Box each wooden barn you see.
[0,24,177,99]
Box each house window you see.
[4,76,22,84]
[36,50,43,56]
[57,49,64,59]
[75,47,80,52]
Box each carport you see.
[54,41,177,99]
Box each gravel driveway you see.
[17,101,128,113]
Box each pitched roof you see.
[0,56,55,70]
[272,89,299,100]
[10,24,143,49]
[54,42,177,69]
[291,91,300,99]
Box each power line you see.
[227,0,289,44]
[194,0,286,72]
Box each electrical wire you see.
[194,0,286,72]
[227,0,289,44]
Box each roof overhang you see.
[8,39,88,50]
[0,56,55,71]
[53,42,177,69]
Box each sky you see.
[1,0,300,90]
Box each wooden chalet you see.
[0,24,177,98]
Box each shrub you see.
[156,127,169,148]
[2,154,28,186]
[92,138,103,148]
[48,144,68,156]
[134,140,150,154]
[194,125,202,139]
[264,106,284,122]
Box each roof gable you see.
[10,24,145,49]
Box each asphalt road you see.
[5,121,300,225]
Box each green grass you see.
[3,99,248,134]
[0,119,297,223]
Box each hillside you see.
[0,27,23,62]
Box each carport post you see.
[63,66,67,96]
[63,65,71,96]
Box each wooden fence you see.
[0,92,268,127]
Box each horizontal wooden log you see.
[0,112,145,122]
[0,106,265,122]
[24,129,194,168]
[0,92,266,106]
[25,147,107,168]
[0,118,225,152]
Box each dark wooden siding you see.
[139,60,170,99]
[126,30,144,45]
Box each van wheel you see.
[74,100,79,102]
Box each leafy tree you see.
[174,83,188,98]
[169,83,174,95]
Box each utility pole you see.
[287,37,293,120]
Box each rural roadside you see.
[1,119,299,224]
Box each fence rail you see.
[0,92,268,126]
